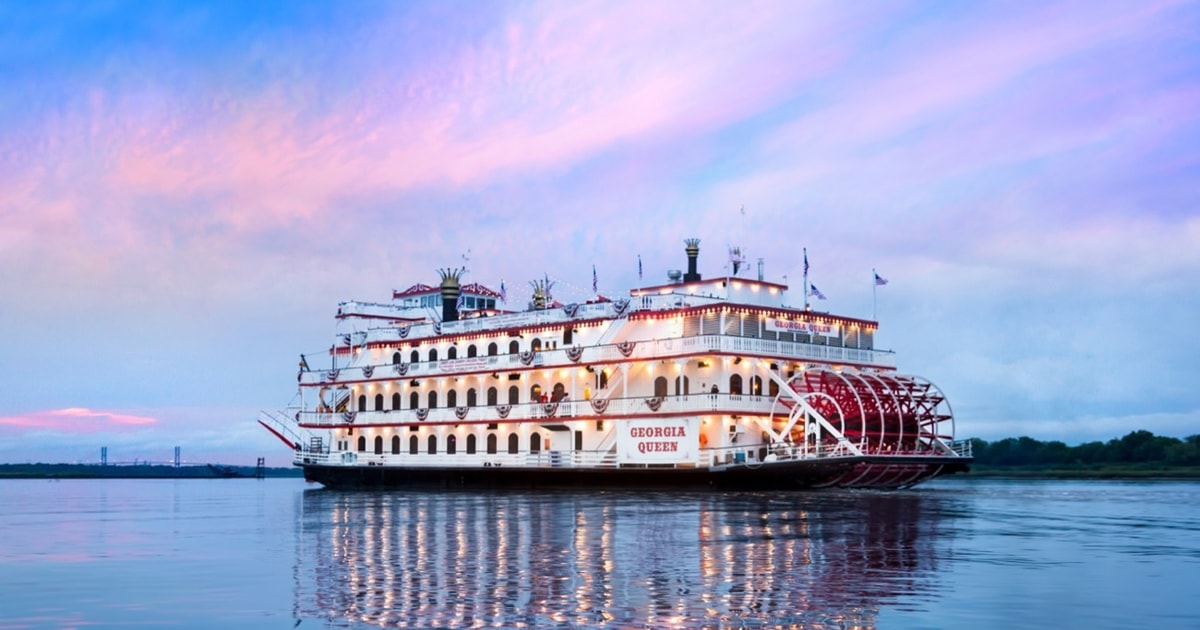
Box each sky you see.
[1,0,1197,466]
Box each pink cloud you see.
[0,408,159,432]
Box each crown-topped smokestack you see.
[683,238,701,282]
[438,267,464,322]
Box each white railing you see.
[300,334,895,386]
[298,393,781,428]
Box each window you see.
[447,390,458,408]
[488,343,498,356]
[409,435,419,454]
[410,350,419,364]
[466,434,476,454]
[507,433,519,454]
[487,387,498,406]
[751,375,763,396]
[391,435,400,454]
[392,352,402,365]
[654,377,668,398]
[357,394,366,411]
[552,382,566,402]
[599,370,609,390]
[428,391,438,408]
[508,385,519,404]
[563,328,573,345]
[466,388,477,407]
[729,374,743,395]
[675,375,690,396]
[357,436,366,452]
[428,348,438,362]
[392,393,401,410]
[374,436,383,455]
[575,430,583,451]
[530,384,542,402]
[769,379,779,397]
[374,394,384,411]
[487,433,498,454]
[447,434,457,455]
[410,392,419,410]
[467,345,477,358]
[531,338,542,352]
[530,432,542,452]
[447,346,457,360]
[427,435,438,454]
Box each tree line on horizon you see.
[969,430,1200,467]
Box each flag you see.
[455,291,465,310]
[810,284,826,300]
[499,281,506,302]
[637,255,643,281]
[740,205,745,216]
[874,272,888,286]
[592,265,598,293]
[803,250,809,276]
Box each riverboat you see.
[258,239,972,489]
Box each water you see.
[0,478,1196,629]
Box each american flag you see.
[804,250,809,276]
[455,291,465,310]
[499,281,506,302]
[592,265,598,293]
[874,272,888,286]
[637,255,643,281]
[809,284,826,300]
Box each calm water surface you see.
[0,478,1196,629]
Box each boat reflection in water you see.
[293,489,963,628]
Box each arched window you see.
[427,435,438,454]
[487,433,498,454]
[487,387,498,406]
[509,340,519,354]
[552,383,566,402]
[751,375,763,396]
[487,343,498,356]
[392,352,402,365]
[447,346,457,360]
[508,385,519,404]
[409,392,419,410]
[447,390,458,408]
[466,434,477,454]
[507,433,519,454]
[409,435,419,454]
[466,388,477,407]
[599,370,609,390]
[392,392,401,410]
[391,435,400,454]
[729,374,743,395]
[357,394,367,411]
[447,434,457,455]
[410,350,419,364]
[374,394,384,411]
[467,345,477,358]
[768,379,779,397]
[530,432,542,452]
[428,348,438,362]
[654,376,668,398]
[530,384,543,402]
[428,391,438,408]
[675,375,690,396]
[531,338,542,352]
[374,436,383,454]
[357,436,366,452]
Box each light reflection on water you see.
[1,479,1198,629]
[292,489,962,628]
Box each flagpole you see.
[872,268,877,321]
[803,247,809,310]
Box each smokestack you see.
[684,238,701,282]
[438,267,464,322]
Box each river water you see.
[0,477,1196,629]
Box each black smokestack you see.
[438,268,463,322]
[684,238,701,282]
